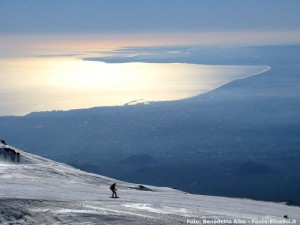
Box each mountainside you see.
[0,143,299,225]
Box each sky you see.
[1,0,300,34]
[1,0,300,58]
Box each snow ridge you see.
[0,144,299,224]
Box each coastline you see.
[180,65,271,102]
[0,64,271,116]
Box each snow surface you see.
[0,144,299,225]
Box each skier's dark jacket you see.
[110,183,116,191]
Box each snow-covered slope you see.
[0,144,299,225]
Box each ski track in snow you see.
[0,144,299,224]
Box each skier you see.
[110,183,118,198]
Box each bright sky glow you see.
[2,31,300,59]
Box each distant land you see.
[1,45,299,205]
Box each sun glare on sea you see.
[0,57,269,115]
